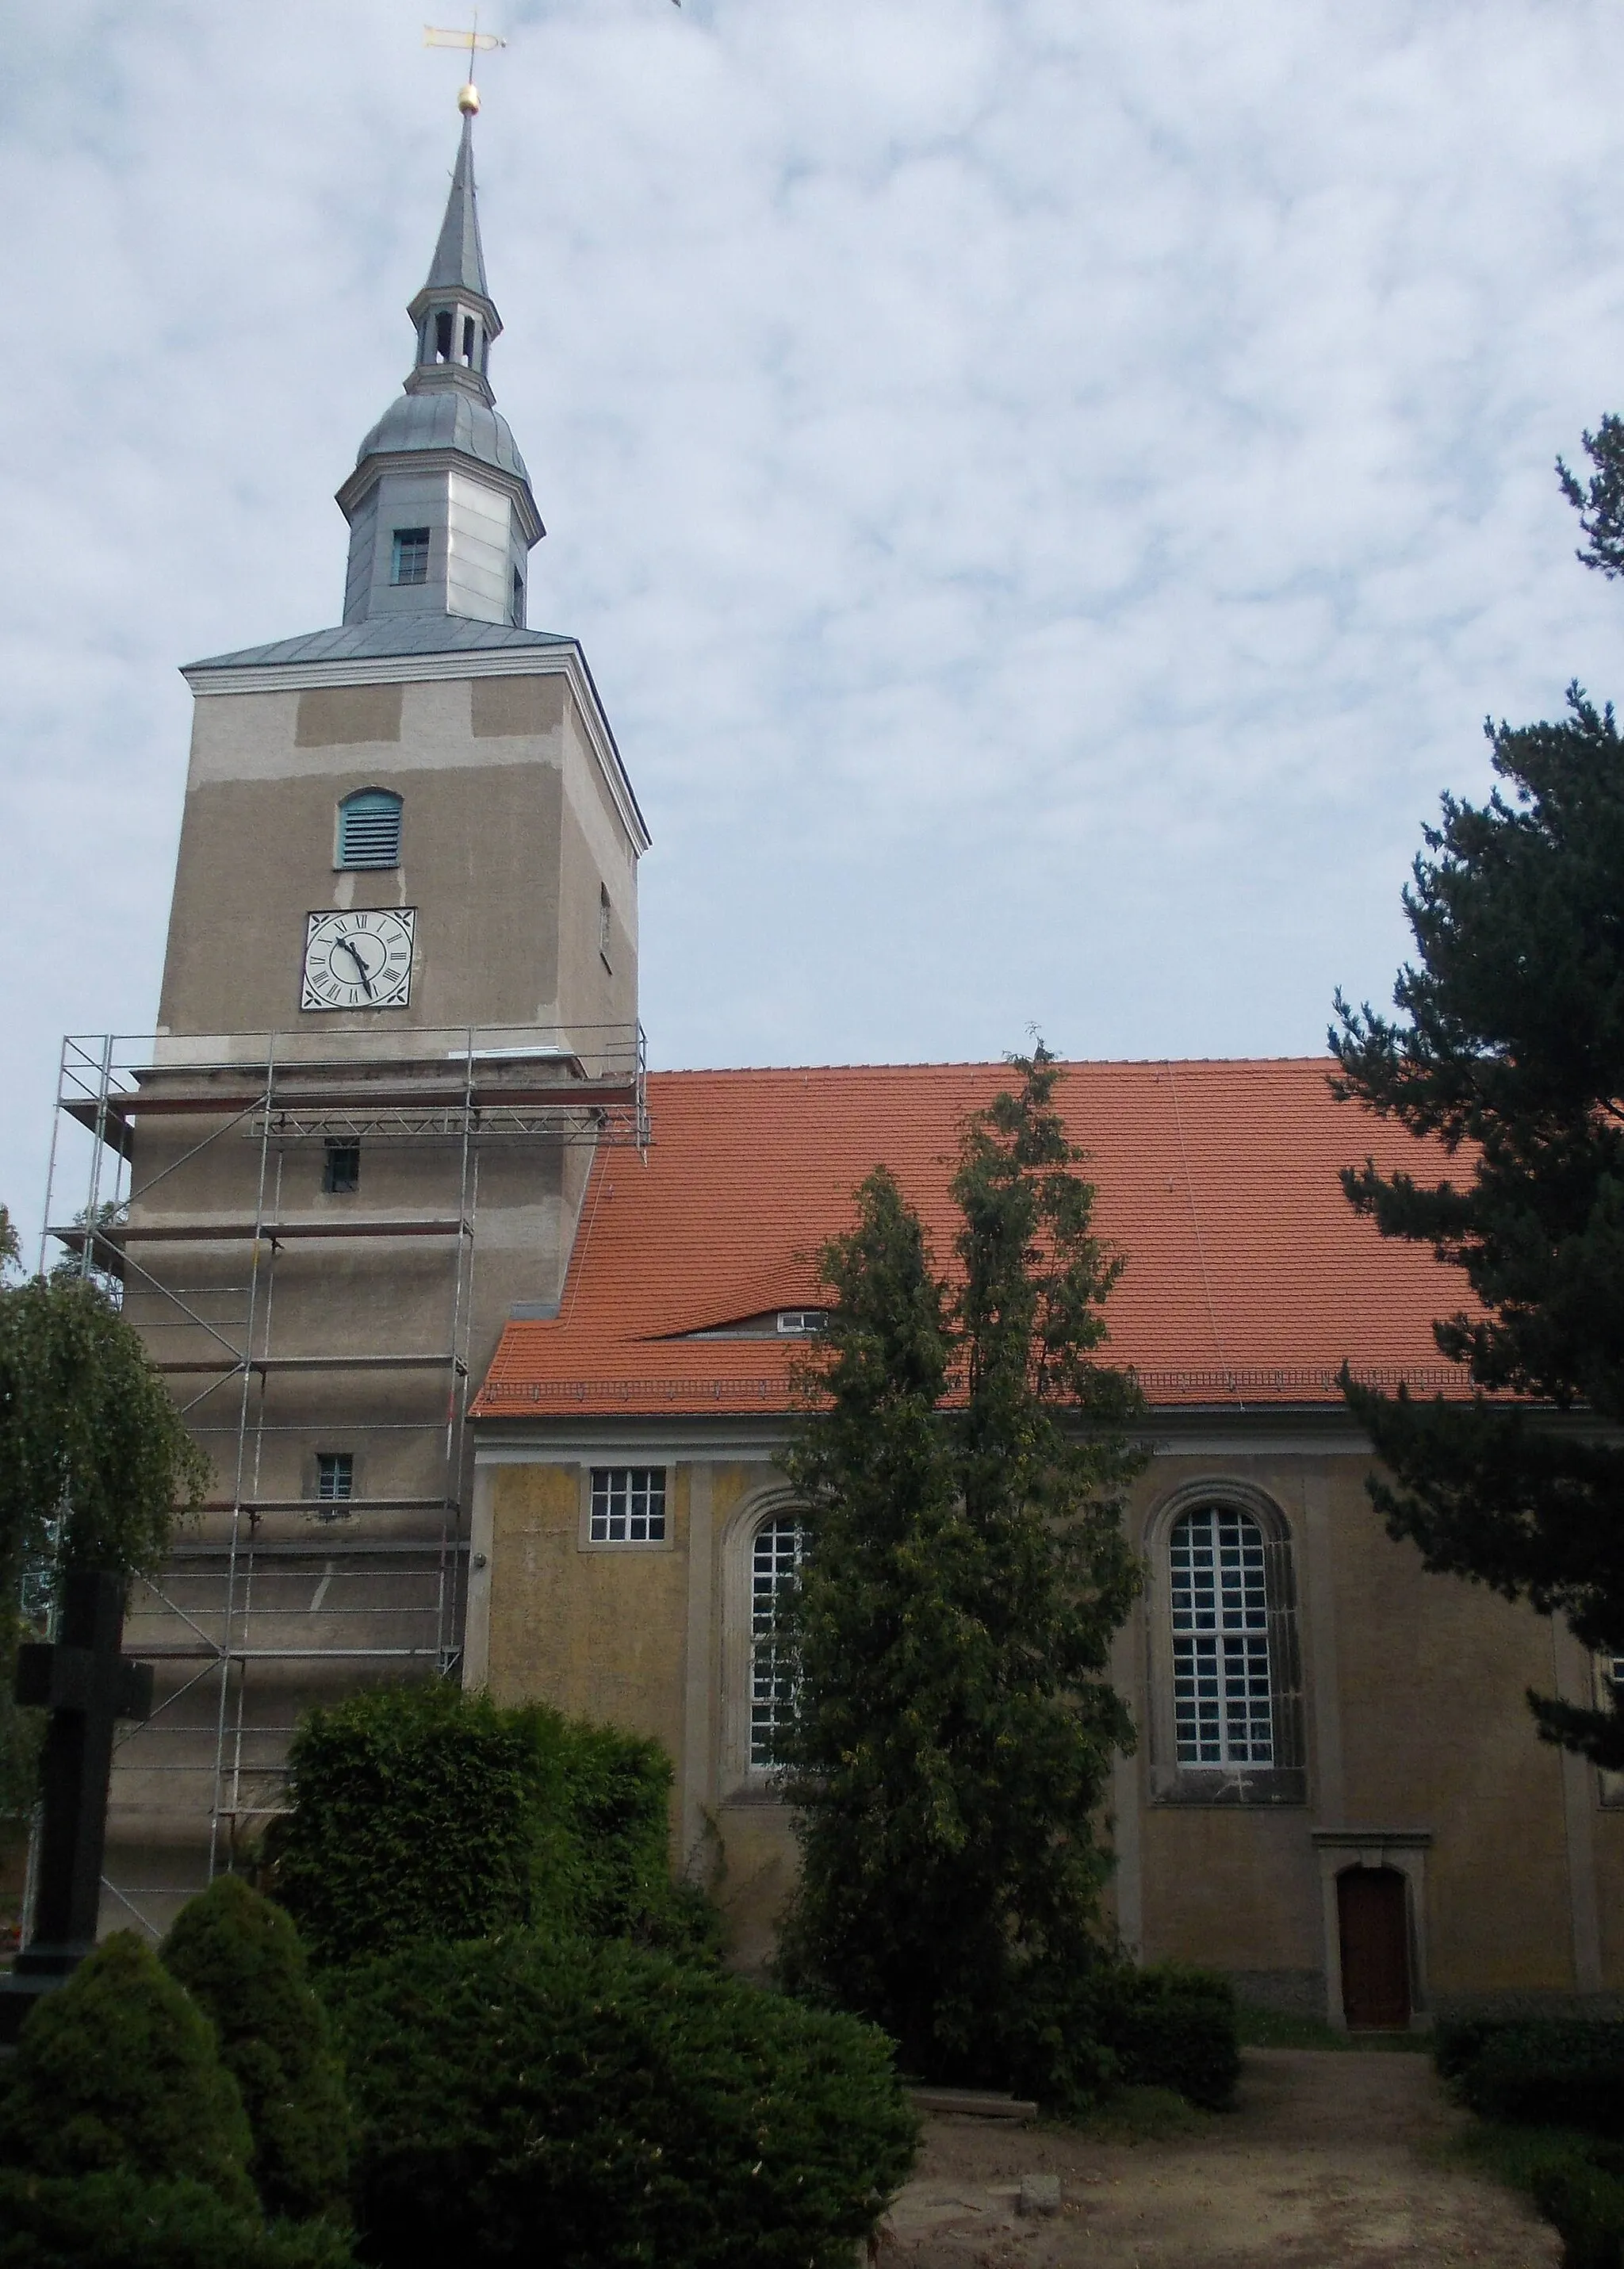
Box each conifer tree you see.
[1333,420,1624,1765]
[779,1048,1146,2084]
[161,1876,353,2224]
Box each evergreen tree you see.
[161,1876,353,2223]
[1333,420,1624,1765]
[779,1048,1146,2084]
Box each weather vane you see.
[423,18,508,113]
[425,0,680,112]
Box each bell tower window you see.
[463,316,477,365]
[435,309,454,361]
[336,788,404,870]
[391,527,430,586]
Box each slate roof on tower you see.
[473,1057,1475,1420]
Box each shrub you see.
[0,2169,353,2269]
[265,1684,537,1966]
[1530,2157,1624,2269]
[0,1933,256,2213]
[1459,2022,1624,2139]
[1434,2011,1523,2081]
[1001,1959,1239,2114]
[327,1932,918,2269]
[266,1684,718,1968]
[161,1874,354,2221]
[1085,1964,1241,2111]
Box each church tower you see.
[78,96,649,1934]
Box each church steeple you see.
[335,96,542,630]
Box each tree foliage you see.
[778,1046,1147,2087]
[1332,426,1624,1763]
[0,1225,208,1818]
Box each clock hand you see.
[338,938,377,999]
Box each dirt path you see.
[882,2049,1560,2267]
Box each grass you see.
[1235,2005,1429,2052]
[1070,2084,1211,2144]
[1444,2115,1603,2196]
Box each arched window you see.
[336,788,403,871]
[749,1515,803,1768]
[1169,1503,1274,1767]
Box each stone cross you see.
[0,1569,153,2045]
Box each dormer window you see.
[391,527,430,586]
[776,1310,826,1336]
[336,788,404,870]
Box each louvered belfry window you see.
[336,789,403,871]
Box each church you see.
[52,95,1622,2029]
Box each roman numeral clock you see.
[301,907,416,1011]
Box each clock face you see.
[301,908,416,1012]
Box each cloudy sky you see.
[4,0,1623,1249]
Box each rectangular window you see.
[322,1140,360,1194]
[599,883,611,964]
[511,567,524,627]
[336,790,403,869]
[776,1310,825,1336]
[316,1452,354,1505]
[390,527,431,586]
[590,1466,665,1544]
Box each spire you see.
[425,111,490,302]
[334,98,542,631]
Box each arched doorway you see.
[1337,1865,1411,2029]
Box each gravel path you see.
[881,2048,1560,2267]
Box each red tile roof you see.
[473,1058,1473,1420]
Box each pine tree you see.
[1333,421,1624,1765]
[779,1048,1146,2085]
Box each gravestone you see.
[0,1569,153,2045]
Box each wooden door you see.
[1338,1866,1411,2029]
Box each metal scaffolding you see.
[40,1023,647,1937]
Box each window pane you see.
[1170,1504,1273,1766]
[589,1466,666,1544]
[316,1453,354,1504]
[392,526,431,585]
[750,1517,804,1768]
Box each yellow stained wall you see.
[479,1443,1624,2009]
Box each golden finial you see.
[424,19,505,113]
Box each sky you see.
[3,0,1624,1253]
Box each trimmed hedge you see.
[1455,2022,1624,2140]
[161,1875,354,2221]
[1086,1964,1241,2110]
[266,1684,719,1968]
[1003,1959,1240,2114]
[327,1931,918,2269]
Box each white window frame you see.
[1143,1479,1304,1803]
[747,1514,804,1771]
[720,1490,806,1789]
[1170,1502,1274,1767]
[583,1465,668,1547]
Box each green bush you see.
[266,1684,719,1968]
[1458,2022,1624,2139]
[1530,2157,1624,2269]
[0,1933,256,2213]
[161,1875,354,2221]
[1085,1964,1241,2110]
[1434,2011,1523,2081]
[1001,1959,1239,2114]
[327,1932,918,2269]
[0,2169,352,2269]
